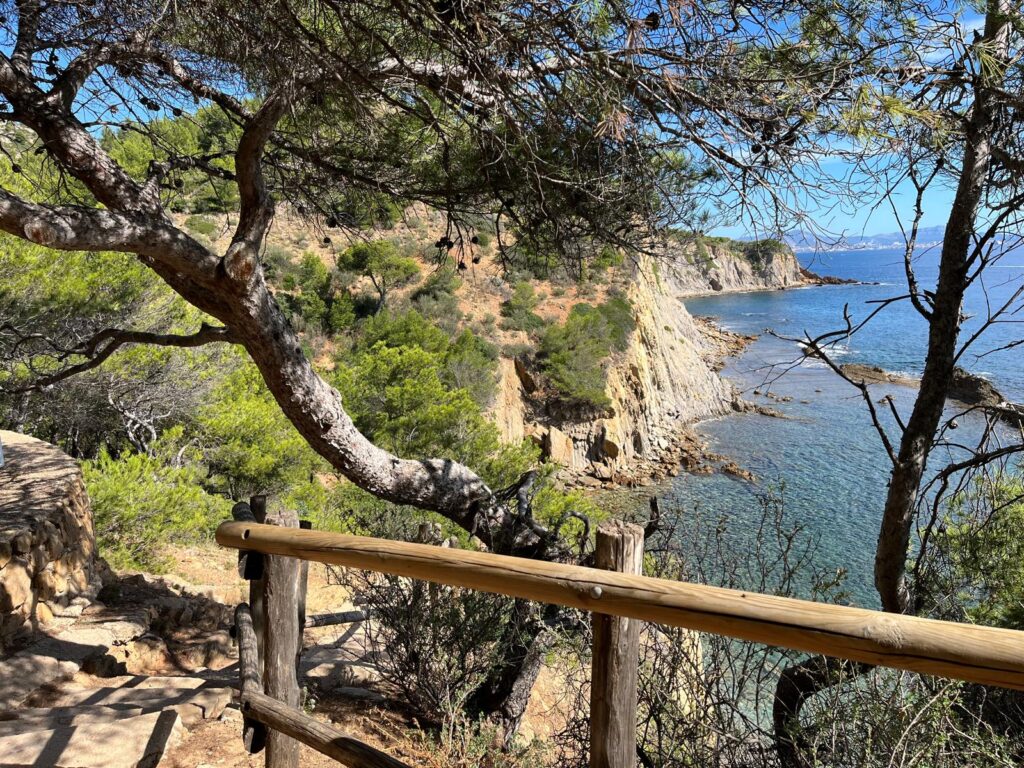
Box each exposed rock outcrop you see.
[493,257,749,486]
[669,238,806,296]
[839,364,1024,427]
[840,363,919,388]
[947,368,1023,427]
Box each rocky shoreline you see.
[552,247,841,493]
[799,267,862,287]
[561,317,770,490]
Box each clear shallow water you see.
[666,248,1024,608]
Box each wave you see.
[796,340,854,357]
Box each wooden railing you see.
[217,500,1024,768]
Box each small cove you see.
[663,248,1024,607]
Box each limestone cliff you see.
[668,237,806,296]
[489,241,805,485]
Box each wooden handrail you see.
[216,521,1024,691]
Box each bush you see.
[328,290,357,332]
[444,329,499,407]
[356,308,449,355]
[412,269,463,333]
[927,470,1024,629]
[198,363,326,498]
[298,290,328,330]
[333,343,500,460]
[262,244,294,282]
[740,238,786,265]
[84,440,230,570]
[338,240,420,311]
[538,295,635,408]
[184,214,217,237]
[499,281,545,332]
[343,564,514,727]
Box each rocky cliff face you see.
[669,238,806,296]
[490,242,804,485]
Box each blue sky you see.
[709,7,987,240]
[710,171,957,240]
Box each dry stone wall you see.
[0,430,99,653]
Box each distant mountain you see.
[785,225,946,253]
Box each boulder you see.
[543,426,575,467]
[0,561,31,613]
[601,436,621,460]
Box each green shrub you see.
[198,364,326,498]
[538,295,635,408]
[444,330,499,407]
[298,290,328,330]
[333,343,499,461]
[411,269,462,333]
[356,308,449,354]
[739,238,786,265]
[184,215,217,237]
[930,471,1024,629]
[499,281,545,332]
[338,240,419,312]
[84,441,230,571]
[328,290,357,332]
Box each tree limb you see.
[5,323,237,392]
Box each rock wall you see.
[0,431,100,652]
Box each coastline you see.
[562,311,775,493]
[674,269,860,299]
[560,252,846,494]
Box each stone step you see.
[61,675,212,692]
[49,685,232,726]
[0,705,145,736]
[0,607,150,709]
[0,652,81,710]
[0,709,184,768]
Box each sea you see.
[664,246,1024,608]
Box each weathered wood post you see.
[296,520,311,675]
[234,602,268,752]
[231,499,267,754]
[590,520,644,768]
[262,502,302,768]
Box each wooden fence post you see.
[590,520,644,768]
[262,502,302,768]
[231,499,267,754]
[248,496,268,661]
[297,519,311,669]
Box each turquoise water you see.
[666,248,1024,607]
